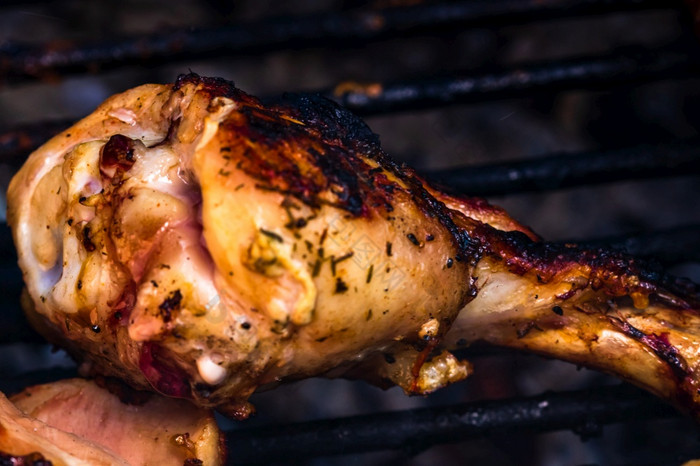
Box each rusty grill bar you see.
[1,0,699,464]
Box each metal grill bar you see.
[0,1,53,7]
[0,120,69,166]
[335,46,700,115]
[0,368,78,396]
[226,385,679,463]
[427,139,700,196]
[0,0,678,84]
[569,224,700,265]
[3,48,700,161]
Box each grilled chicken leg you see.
[7,74,700,419]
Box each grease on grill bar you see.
[0,0,679,83]
[226,385,679,464]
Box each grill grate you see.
[227,384,680,464]
[4,44,700,160]
[1,1,699,464]
[428,138,700,195]
[0,0,679,84]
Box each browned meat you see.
[7,74,700,419]
[0,378,223,465]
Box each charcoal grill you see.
[1,1,700,464]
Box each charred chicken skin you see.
[7,74,700,419]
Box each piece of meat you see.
[7,74,700,419]
[0,389,125,466]
[0,378,223,465]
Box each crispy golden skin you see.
[7,74,700,418]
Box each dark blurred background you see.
[0,1,699,464]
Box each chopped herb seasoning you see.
[552,306,564,316]
[517,322,541,339]
[406,233,419,246]
[260,228,283,242]
[159,289,183,323]
[331,252,354,276]
[335,252,354,263]
[386,242,393,256]
[82,226,96,252]
[311,259,322,277]
[334,277,349,294]
[366,264,374,283]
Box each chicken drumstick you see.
[8,74,700,419]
